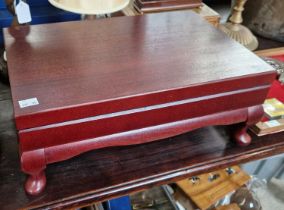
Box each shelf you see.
[0,83,284,209]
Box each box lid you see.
[4,11,275,130]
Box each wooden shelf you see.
[0,83,284,209]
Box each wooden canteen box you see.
[4,11,276,195]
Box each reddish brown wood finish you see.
[21,149,47,195]
[2,120,284,209]
[135,0,203,13]
[1,81,284,209]
[37,105,262,163]
[4,11,275,129]
[4,11,276,195]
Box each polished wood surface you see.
[134,0,202,13]
[4,11,276,195]
[1,83,284,209]
[4,11,274,129]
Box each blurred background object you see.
[133,0,202,14]
[218,0,258,51]
[243,0,284,43]
[0,0,81,82]
[231,187,261,210]
[48,0,130,19]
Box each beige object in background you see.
[192,3,220,27]
[123,2,220,27]
[48,0,130,15]
[219,0,258,51]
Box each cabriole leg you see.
[234,105,264,146]
[20,149,47,195]
[234,124,251,146]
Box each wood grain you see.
[4,11,276,195]
[1,84,284,209]
[135,0,202,13]
[176,166,250,210]
[4,11,274,129]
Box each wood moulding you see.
[1,118,284,209]
[4,11,276,196]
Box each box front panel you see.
[19,85,270,151]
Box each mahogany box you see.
[4,11,275,195]
[134,0,203,13]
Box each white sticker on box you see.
[15,0,32,24]
[265,120,281,128]
[18,98,39,108]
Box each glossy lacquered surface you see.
[4,11,275,129]
[135,0,203,12]
[1,83,284,209]
[4,11,276,195]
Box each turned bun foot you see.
[234,126,251,146]
[25,171,46,195]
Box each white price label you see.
[15,1,32,24]
[265,120,281,128]
[18,98,39,108]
